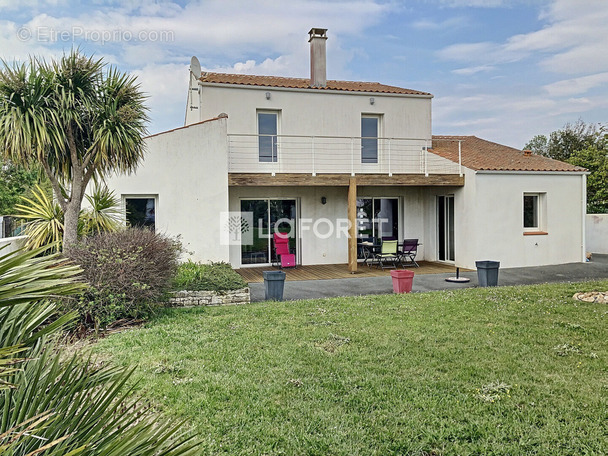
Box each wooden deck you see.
[236,261,465,283]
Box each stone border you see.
[573,291,608,304]
[169,287,250,307]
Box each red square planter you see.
[390,270,415,293]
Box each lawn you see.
[91,281,608,455]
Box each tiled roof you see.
[430,135,586,172]
[199,72,431,96]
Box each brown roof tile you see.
[430,135,586,172]
[199,72,431,96]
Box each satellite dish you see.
[190,56,201,79]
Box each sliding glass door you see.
[240,199,297,265]
[356,197,399,259]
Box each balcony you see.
[228,134,461,176]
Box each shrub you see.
[63,228,181,329]
[173,261,247,292]
[0,247,199,454]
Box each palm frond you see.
[81,185,122,235]
[14,185,63,251]
[0,227,200,454]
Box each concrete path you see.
[249,255,608,302]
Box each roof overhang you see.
[475,170,589,176]
[199,82,434,99]
[229,173,464,187]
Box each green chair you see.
[375,240,400,270]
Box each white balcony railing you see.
[228,134,461,176]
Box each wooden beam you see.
[229,173,464,187]
[348,177,357,274]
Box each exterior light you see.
[321,196,327,205]
[265,92,271,100]
[370,97,375,105]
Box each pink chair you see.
[273,232,296,268]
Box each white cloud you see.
[436,41,524,65]
[436,0,515,7]
[544,72,608,97]
[433,87,608,147]
[411,16,468,30]
[437,0,608,75]
[430,0,608,145]
[131,63,189,133]
[0,19,58,62]
[451,65,495,75]
[0,0,64,11]
[211,55,304,78]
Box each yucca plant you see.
[80,185,122,235]
[14,185,63,251]
[0,247,200,454]
[15,184,122,251]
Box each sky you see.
[1,0,607,148]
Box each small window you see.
[523,193,546,232]
[361,115,380,164]
[125,197,155,230]
[258,111,278,162]
[523,194,538,229]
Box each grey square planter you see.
[263,270,286,301]
[476,260,500,287]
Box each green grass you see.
[92,281,608,455]
[172,261,247,291]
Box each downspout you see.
[581,173,587,263]
[198,80,204,122]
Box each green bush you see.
[173,261,247,292]
[63,228,181,329]
[0,247,198,454]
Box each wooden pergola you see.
[229,173,465,273]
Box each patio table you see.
[360,241,381,267]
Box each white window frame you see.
[122,194,158,230]
[523,192,546,233]
[361,114,383,164]
[257,110,281,163]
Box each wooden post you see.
[348,177,358,273]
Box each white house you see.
[105,28,587,271]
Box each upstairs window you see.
[361,115,380,164]
[258,111,278,162]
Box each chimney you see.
[309,28,328,88]
[523,149,533,156]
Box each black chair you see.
[399,239,419,268]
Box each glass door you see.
[356,197,399,259]
[437,195,455,262]
[240,199,297,265]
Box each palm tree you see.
[0,247,199,454]
[0,51,148,251]
[14,184,123,251]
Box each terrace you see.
[227,134,462,177]
[236,261,462,283]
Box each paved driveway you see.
[249,255,608,302]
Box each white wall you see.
[228,186,430,268]
[190,84,432,140]
[452,172,586,269]
[228,186,348,267]
[104,118,230,263]
[0,236,27,255]
[586,214,608,254]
